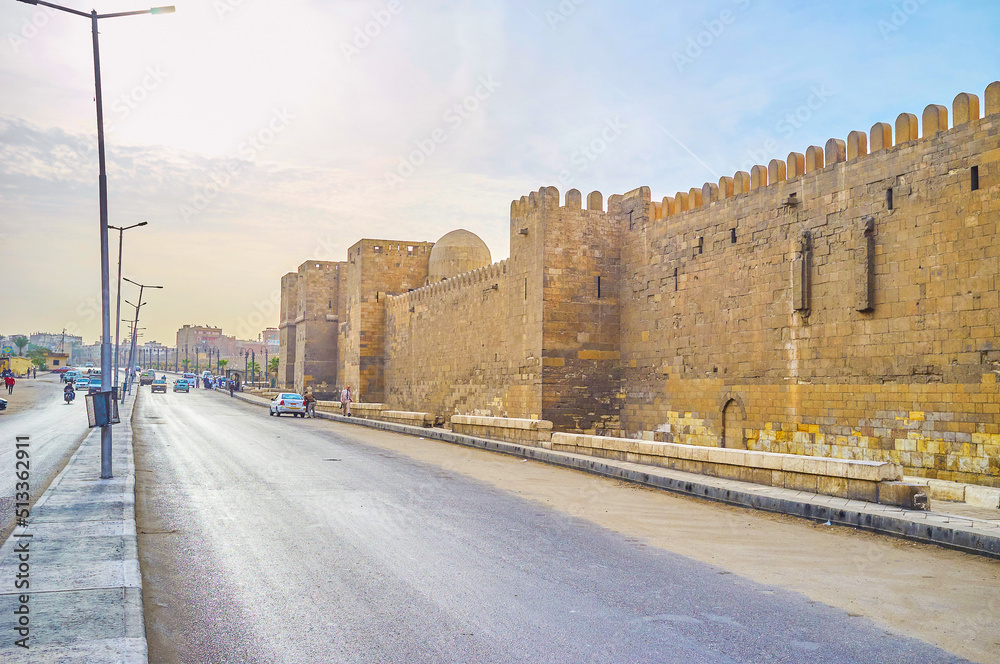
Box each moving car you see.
[140,370,156,386]
[63,370,81,384]
[173,379,190,393]
[151,378,167,394]
[0,397,6,411]
[87,378,102,395]
[269,393,305,417]
[74,378,91,391]
[182,373,198,384]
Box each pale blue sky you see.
[1,0,998,344]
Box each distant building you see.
[41,350,70,369]
[175,325,224,350]
[71,343,101,366]
[29,332,83,352]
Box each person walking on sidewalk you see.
[340,385,352,417]
[5,374,14,395]
[304,390,316,418]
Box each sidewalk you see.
[0,389,143,663]
[226,388,1000,559]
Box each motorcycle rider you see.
[63,382,76,402]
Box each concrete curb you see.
[0,389,145,662]
[226,389,1000,559]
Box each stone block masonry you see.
[621,83,1000,487]
[280,82,1000,488]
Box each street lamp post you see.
[122,277,162,398]
[262,346,269,388]
[14,0,174,479]
[110,221,147,398]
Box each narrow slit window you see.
[887,187,893,210]
[730,228,737,244]
[524,278,527,300]
[673,268,678,292]
[697,237,704,254]
[597,276,602,299]
[971,165,979,191]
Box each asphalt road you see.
[134,386,979,664]
[0,374,91,538]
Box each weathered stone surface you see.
[280,83,1000,487]
[952,92,980,125]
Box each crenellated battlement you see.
[387,259,509,310]
[510,186,606,220]
[651,81,1000,222]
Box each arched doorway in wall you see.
[721,396,747,449]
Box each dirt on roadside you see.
[0,373,55,416]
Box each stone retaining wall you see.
[450,415,553,445]
[551,432,913,504]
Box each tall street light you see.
[110,221,147,398]
[14,0,174,480]
[123,277,162,399]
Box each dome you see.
[427,229,491,283]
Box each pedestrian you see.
[6,375,14,395]
[228,379,234,397]
[340,385,352,417]
[32,367,36,379]
[304,390,316,418]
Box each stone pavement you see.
[0,389,143,663]
[227,388,1000,559]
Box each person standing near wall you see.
[304,390,316,418]
[340,385,352,417]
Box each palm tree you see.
[14,336,28,356]
[218,358,228,373]
[181,359,190,371]
[268,357,279,376]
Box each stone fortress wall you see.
[280,82,1000,486]
[618,83,1000,486]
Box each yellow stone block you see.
[908,411,925,421]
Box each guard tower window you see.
[697,237,704,254]
[971,166,979,191]
[886,187,893,210]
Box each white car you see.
[269,393,306,417]
[74,378,90,391]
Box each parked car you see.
[63,370,81,384]
[173,379,190,393]
[202,370,212,379]
[51,366,72,375]
[87,378,102,394]
[0,397,6,410]
[74,378,91,391]
[151,378,167,394]
[269,393,306,417]
[139,370,156,386]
